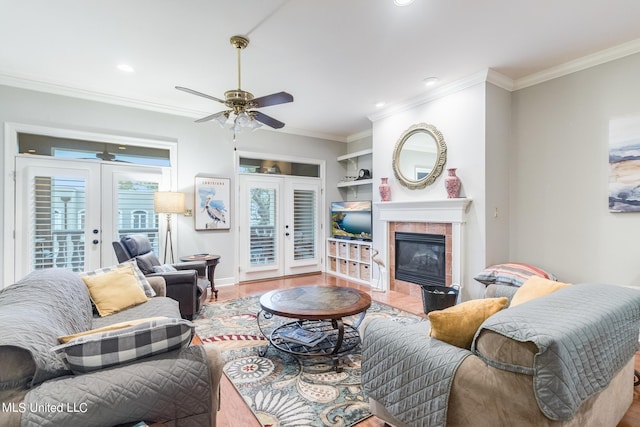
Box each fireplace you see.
[374,199,471,296]
[395,232,446,287]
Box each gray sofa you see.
[362,283,640,427]
[0,268,223,427]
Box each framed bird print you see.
[194,176,230,230]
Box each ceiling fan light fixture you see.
[394,0,415,6]
[213,111,230,127]
[176,34,293,137]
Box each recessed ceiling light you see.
[423,77,439,87]
[394,0,415,6]
[375,101,386,108]
[117,63,135,73]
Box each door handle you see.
[92,239,99,245]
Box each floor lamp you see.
[154,191,185,264]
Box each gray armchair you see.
[112,234,209,319]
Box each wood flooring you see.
[208,272,640,427]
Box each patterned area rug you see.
[193,293,424,427]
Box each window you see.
[132,210,148,229]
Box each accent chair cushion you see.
[428,297,509,349]
[120,234,154,257]
[80,263,149,316]
[473,262,558,287]
[509,276,572,307]
[52,318,194,374]
[135,252,161,275]
[152,264,178,273]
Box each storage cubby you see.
[326,237,372,285]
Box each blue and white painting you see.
[195,177,230,229]
[609,116,640,212]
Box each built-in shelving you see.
[336,148,373,195]
[326,238,372,284]
[337,178,373,188]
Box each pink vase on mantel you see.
[444,168,461,198]
[379,177,391,202]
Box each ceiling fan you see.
[176,35,293,131]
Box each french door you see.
[14,156,168,279]
[239,174,322,281]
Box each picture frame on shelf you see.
[194,176,230,230]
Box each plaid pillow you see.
[80,261,156,297]
[52,318,193,374]
[152,264,177,273]
[474,263,558,287]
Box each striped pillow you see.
[52,318,193,374]
[474,263,558,287]
[80,260,156,298]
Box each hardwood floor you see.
[208,272,640,427]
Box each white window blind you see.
[33,176,86,271]
[293,189,316,260]
[249,188,277,266]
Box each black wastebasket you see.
[421,284,459,314]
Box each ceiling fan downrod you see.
[230,35,249,90]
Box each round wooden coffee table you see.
[257,286,371,371]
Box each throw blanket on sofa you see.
[0,269,93,385]
[362,319,471,427]
[473,283,640,420]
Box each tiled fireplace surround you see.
[375,199,471,298]
[389,222,453,298]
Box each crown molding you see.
[346,129,372,143]
[486,69,514,91]
[0,71,348,143]
[514,38,640,90]
[367,70,492,123]
[273,125,347,142]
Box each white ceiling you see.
[2,0,640,141]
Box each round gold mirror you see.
[392,123,447,189]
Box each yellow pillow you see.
[510,276,571,307]
[58,317,168,343]
[81,263,149,317]
[428,297,509,349]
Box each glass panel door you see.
[239,175,322,281]
[15,157,101,278]
[101,164,169,266]
[14,157,168,279]
[285,179,321,275]
[239,175,283,281]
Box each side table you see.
[179,254,220,300]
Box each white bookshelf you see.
[326,238,372,284]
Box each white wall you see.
[371,81,490,300]
[0,84,345,285]
[510,52,640,287]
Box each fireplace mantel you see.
[374,198,472,223]
[372,198,472,295]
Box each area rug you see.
[193,293,424,427]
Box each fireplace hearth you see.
[394,232,446,287]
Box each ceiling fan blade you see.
[252,91,294,108]
[195,110,228,123]
[175,86,225,104]
[252,111,285,129]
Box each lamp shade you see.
[154,192,185,214]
